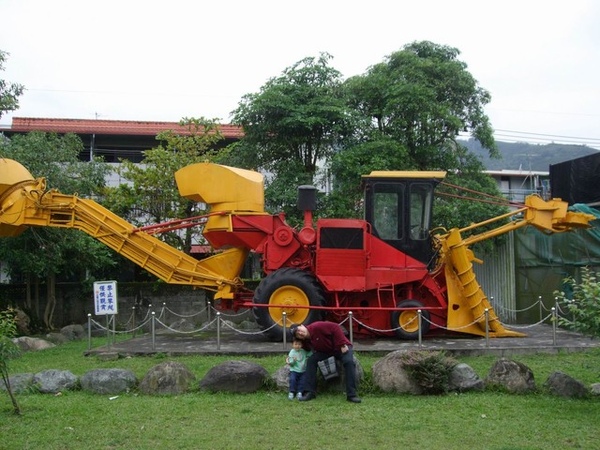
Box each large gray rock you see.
[45,332,69,345]
[81,369,137,395]
[590,383,600,396]
[199,360,269,393]
[544,371,588,398]
[272,365,290,391]
[61,324,85,341]
[271,356,364,393]
[485,358,536,393]
[449,363,484,392]
[33,369,78,394]
[168,318,195,333]
[372,351,422,395]
[12,336,55,352]
[139,361,196,395]
[14,308,30,335]
[0,373,35,394]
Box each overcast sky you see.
[1,0,599,148]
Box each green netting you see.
[513,205,600,322]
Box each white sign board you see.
[93,281,118,315]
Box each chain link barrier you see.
[88,295,572,351]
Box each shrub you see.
[399,350,457,395]
[554,266,600,338]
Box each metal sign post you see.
[93,280,118,348]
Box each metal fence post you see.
[485,308,490,348]
[87,314,92,351]
[207,301,211,324]
[552,307,557,346]
[132,306,136,338]
[216,312,221,351]
[151,312,156,351]
[539,295,543,322]
[418,310,422,348]
[282,312,287,350]
[348,311,354,345]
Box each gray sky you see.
[1,0,599,148]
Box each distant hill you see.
[461,139,599,172]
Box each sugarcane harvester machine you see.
[0,158,594,340]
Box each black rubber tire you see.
[253,268,326,341]
[391,299,431,340]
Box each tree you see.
[330,41,506,229]
[343,41,498,170]
[0,132,113,329]
[0,50,24,119]
[229,53,359,221]
[103,117,226,254]
[0,308,22,415]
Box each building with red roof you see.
[1,117,243,162]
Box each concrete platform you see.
[86,324,600,357]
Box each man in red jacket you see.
[290,321,361,403]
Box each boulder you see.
[449,363,484,392]
[0,373,35,394]
[372,350,422,395]
[271,355,363,393]
[45,332,69,345]
[316,355,364,393]
[138,361,196,395]
[33,369,78,394]
[12,336,55,352]
[544,371,588,398]
[168,318,195,333]
[590,383,600,396]
[61,324,86,341]
[199,360,268,393]
[14,308,30,335]
[81,368,137,395]
[272,365,290,391]
[485,358,536,393]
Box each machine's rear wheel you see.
[391,299,430,340]
[253,268,325,341]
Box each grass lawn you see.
[2,337,600,450]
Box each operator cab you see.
[362,171,446,266]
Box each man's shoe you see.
[299,392,316,402]
[347,396,362,403]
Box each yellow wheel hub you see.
[398,310,420,333]
[268,285,310,326]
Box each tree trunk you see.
[24,273,32,311]
[43,274,56,330]
[1,370,22,415]
[34,276,40,321]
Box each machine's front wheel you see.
[253,268,325,341]
[391,299,430,340]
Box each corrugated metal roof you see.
[8,117,244,138]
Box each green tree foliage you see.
[555,267,600,338]
[0,132,113,328]
[343,41,497,168]
[0,308,22,414]
[331,41,506,229]
[229,53,358,221]
[103,117,225,254]
[0,50,24,119]
[231,42,505,230]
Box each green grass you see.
[2,338,600,450]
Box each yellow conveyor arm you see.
[437,195,596,337]
[0,159,247,299]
